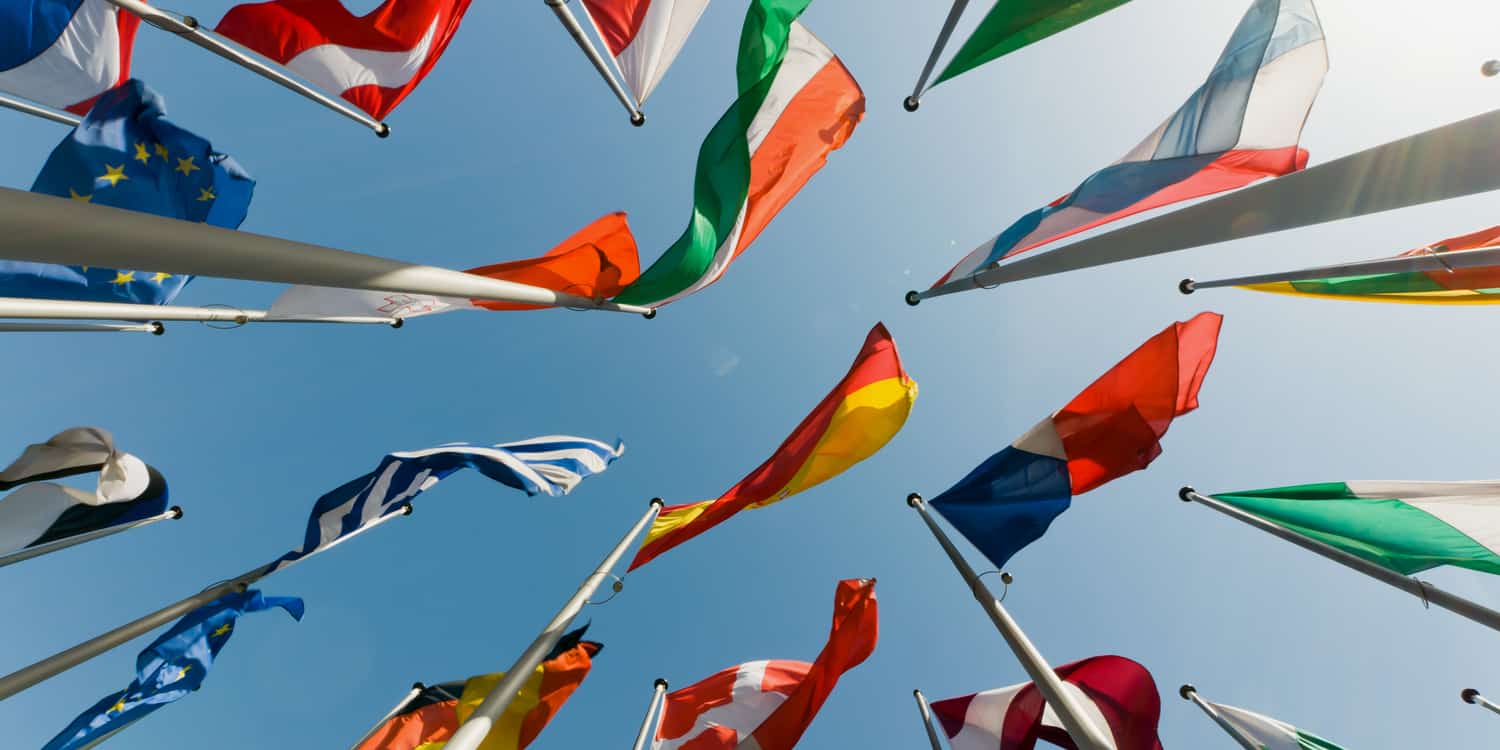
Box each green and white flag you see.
[936,0,1135,87]
[1212,481,1500,576]
[1210,701,1348,750]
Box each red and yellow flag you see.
[466,212,640,311]
[630,324,917,569]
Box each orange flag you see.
[467,212,640,311]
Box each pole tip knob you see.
[906,492,923,507]
[390,317,405,329]
[150,321,165,336]
[412,681,426,691]
[650,497,665,508]
[631,113,646,127]
[903,96,921,112]
[1179,486,1196,502]
[401,503,415,516]
[1179,279,1196,295]
[905,290,922,306]
[643,308,657,320]
[1483,60,1500,77]
[1179,684,1197,700]
[1464,688,1482,704]
[376,123,392,138]
[169,505,184,519]
[655,678,670,690]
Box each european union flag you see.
[0,79,255,305]
[42,590,302,750]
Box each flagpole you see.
[1177,685,1260,750]
[101,0,390,136]
[904,0,970,112]
[906,493,1115,750]
[0,506,181,570]
[1462,688,1500,718]
[912,689,947,750]
[629,678,669,750]
[0,504,414,700]
[1180,487,1500,633]
[0,321,163,334]
[545,0,646,126]
[0,298,400,327]
[1179,244,1500,293]
[444,498,664,750]
[346,682,428,750]
[0,188,658,317]
[0,91,81,127]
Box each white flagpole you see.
[0,504,413,700]
[0,507,181,570]
[545,0,645,126]
[0,188,658,317]
[0,91,81,127]
[629,678,669,750]
[1462,688,1500,718]
[1180,487,1500,633]
[1180,244,1500,293]
[346,682,429,750]
[904,0,970,112]
[1177,685,1260,750]
[0,321,162,334]
[444,498,664,750]
[912,689,947,750]
[0,298,400,327]
[102,0,389,136]
[907,106,1500,303]
[906,493,1115,750]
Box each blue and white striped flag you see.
[264,437,624,574]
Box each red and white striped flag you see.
[579,0,708,105]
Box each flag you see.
[1211,481,1500,577]
[0,80,255,305]
[266,213,641,319]
[1205,701,1348,750]
[0,0,140,113]
[265,437,624,575]
[1241,225,1500,304]
[933,1,1135,88]
[215,0,473,120]
[353,625,602,750]
[611,0,864,307]
[0,427,167,559]
[931,0,1327,290]
[42,590,303,750]
[579,0,707,105]
[653,578,877,750]
[630,324,915,569]
[931,313,1221,570]
[930,655,1164,750]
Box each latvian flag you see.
[0,0,140,113]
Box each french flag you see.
[931,313,1222,572]
[0,0,140,113]
[933,0,1328,288]
[215,0,473,120]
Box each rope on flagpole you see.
[0,91,81,127]
[905,0,971,112]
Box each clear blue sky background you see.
[3,0,1500,747]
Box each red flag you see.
[466,212,640,311]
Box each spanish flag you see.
[630,323,917,569]
[353,627,601,750]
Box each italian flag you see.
[1209,702,1348,750]
[1212,481,1500,576]
[612,0,864,307]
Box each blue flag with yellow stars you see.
[41,590,302,750]
[0,79,255,305]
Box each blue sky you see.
[4,0,1500,747]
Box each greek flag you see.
[264,437,624,574]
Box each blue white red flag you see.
[0,0,140,113]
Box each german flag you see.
[354,627,601,750]
[630,323,917,569]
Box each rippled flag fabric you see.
[630,325,916,569]
[0,80,255,305]
[1204,701,1348,750]
[0,0,140,113]
[931,313,1221,571]
[42,590,303,750]
[1243,225,1500,304]
[932,0,1327,289]
[579,0,707,105]
[216,0,473,120]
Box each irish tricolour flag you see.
[1213,481,1500,576]
[1209,701,1348,750]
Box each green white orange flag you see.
[934,1,1134,89]
[611,0,864,307]
[630,324,916,569]
[1207,701,1349,750]
[1212,482,1500,576]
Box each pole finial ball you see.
[1179,279,1196,295]
[631,113,646,127]
[903,96,921,112]
[1179,486,1196,502]
[906,492,923,507]
[1463,688,1482,704]
[1483,60,1500,77]
[1179,684,1197,700]
[905,290,922,306]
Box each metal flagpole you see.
[0,321,163,334]
[906,494,1115,750]
[101,0,389,136]
[1180,487,1500,633]
[1179,244,1500,293]
[0,504,413,701]
[1462,688,1500,718]
[0,507,181,570]
[444,498,664,750]
[545,0,645,126]
[912,689,947,750]
[0,91,81,127]
[0,188,658,317]
[0,298,400,327]
[906,106,1500,304]
[346,682,428,750]
[629,678,669,750]
[1178,685,1260,750]
[904,0,970,112]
